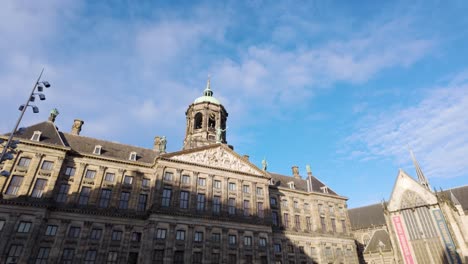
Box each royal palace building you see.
[0,81,358,263]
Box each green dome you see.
[194,95,221,104]
[193,78,221,105]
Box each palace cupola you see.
[183,78,228,150]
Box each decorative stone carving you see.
[170,147,262,176]
[400,190,427,209]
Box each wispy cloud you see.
[343,71,468,179]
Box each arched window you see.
[194,113,203,129]
[208,113,216,128]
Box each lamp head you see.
[32,106,39,113]
[37,85,44,92]
[42,81,51,88]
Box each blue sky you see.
[1,0,467,207]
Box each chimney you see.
[306,164,313,192]
[292,166,300,179]
[48,108,59,123]
[71,119,84,135]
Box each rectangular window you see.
[79,187,91,205]
[111,230,122,241]
[193,252,202,264]
[228,198,236,215]
[17,221,32,233]
[341,220,347,233]
[270,197,277,206]
[257,202,264,218]
[228,235,237,245]
[197,194,205,211]
[104,172,115,182]
[142,178,150,187]
[174,251,184,264]
[243,185,250,193]
[198,177,206,186]
[99,189,112,208]
[163,172,173,181]
[228,182,236,191]
[45,225,58,236]
[318,204,324,213]
[180,191,189,209]
[31,178,47,198]
[65,166,75,176]
[84,250,97,264]
[274,243,282,253]
[295,215,301,229]
[281,199,288,208]
[228,254,237,264]
[18,157,31,167]
[6,245,23,264]
[153,250,164,262]
[329,205,334,213]
[304,203,310,210]
[194,231,203,242]
[156,228,167,240]
[243,200,250,216]
[0,219,4,231]
[331,218,336,233]
[211,233,221,242]
[212,253,220,264]
[213,180,221,189]
[306,217,312,231]
[68,226,81,238]
[119,192,130,209]
[176,230,185,240]
[90,228,102,240]
[6,175,24,195]
[41,161,54,170]
[107,251,118,264]
[181,174,190,184]
[256,187,263,195]
[123,175,133,185]
[245,255,253,264]
[213,196,221,214]
[131,232,141,242]
[288,244,294,253]
[244,236,252,246]
[283,213,289,228]
[294,200,299,209]
[61,248,74,264]
[321,217,326,232]
[162,188,172,207]
[85,170,96,179]
[137,194,147,211]
[259,237,267,247]
[56,184,70,203]
[272,211,279,226]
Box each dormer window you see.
[288,181,295,190]
[31,131,42,141]
[93,145,102,155]
[129,152,137,161]
[321,186,329,194]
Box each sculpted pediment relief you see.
[400,190,427,209]
[169,146,263,176]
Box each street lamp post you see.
[0,69,51,177]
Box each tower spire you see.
[203,75,213,97]
[409,148,431,191]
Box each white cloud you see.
[344,73,468,179]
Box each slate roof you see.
[443,185,468,212]
[348,203,386,230]
[364,229,393,253]
[3,121,157,164]
[5,121,66,147]
[268,172,339,196]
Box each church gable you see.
[163,145,265,176]
[387,169,437,212]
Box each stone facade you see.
[0,83,358,263]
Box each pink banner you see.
[393,216,414,264]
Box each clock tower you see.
[183,78,228,150]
